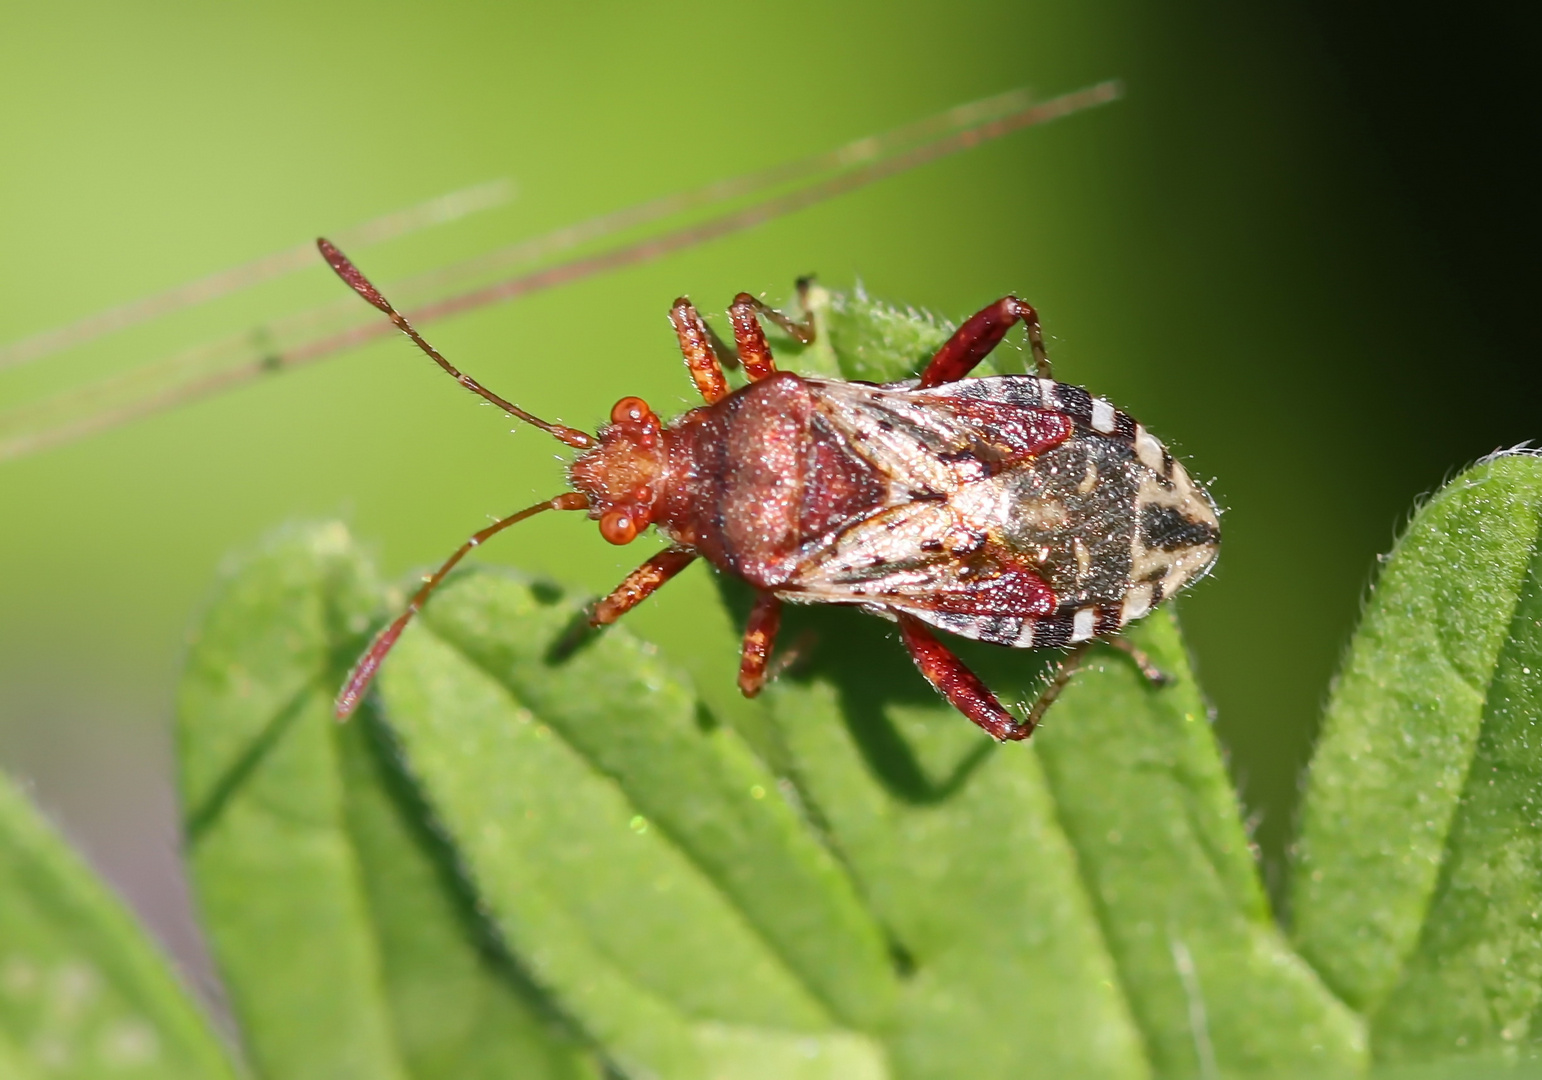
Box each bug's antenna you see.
[317,238,596,449]
[335,490,592,719]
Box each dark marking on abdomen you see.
[1140,503,1221,551]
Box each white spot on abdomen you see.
[1120,583,1154,625]
[1091,398,1116,433]
[1071,607,1096,642]
[1134,425,1165,472]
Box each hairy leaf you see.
[177,524,600,1080]
[178,518,1365,1078]
[1292,450,1542,1063]
[379,571,894,1080]
[1039,611,1365,1075]
[756,596,1361,1079]
[0,771,235,1079]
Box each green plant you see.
[2,293,1539,1078]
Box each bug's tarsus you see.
[1103,637,1171,687]
[334,491,590,720]
[1019,643,1092,733]
[1012,638,1170,733]
[316,238,596,449]
[918,295,1051,387]
[793,275,816,305]
[734,292,816,348]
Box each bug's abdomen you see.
[922,431,1220,648]
[658,372,885,587]
[779,375,1220,650]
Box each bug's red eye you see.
[599,510,639,545]
[611,397,651,425]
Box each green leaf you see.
[756,596,1362,1079]
[0,770,236,1079]
[1370,1061,1542,1080]
[177,523,600,1080]
[1292,450,1542,1063]
[377,570,894,1079]
[1039,611,1366,1075]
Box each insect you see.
[322,241,1220,741]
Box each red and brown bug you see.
[322,239,1220,740]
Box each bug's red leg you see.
[589,546,699,626]
[669,298,731,404]
[728,289,816,382]
[918,296,1050,388]
[738,592,783,697]
[896,612,1039,741]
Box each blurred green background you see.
[1,0,1537,989]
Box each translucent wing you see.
[785,375,1220,651]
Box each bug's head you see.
[567,396,668,545]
